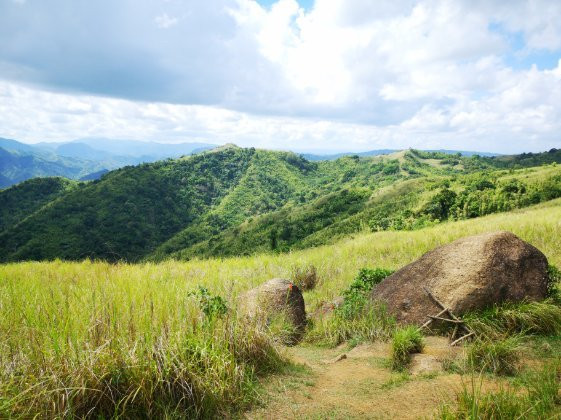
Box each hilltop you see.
[1,146,560,262]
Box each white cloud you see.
[0,0,560,152]
[154,13,179,29]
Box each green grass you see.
[466,301,561,337]
[305,300,396,347]
[439,362,561,419]
[466,336,523,376]
[391,326,424,371]
[0,198,561,416]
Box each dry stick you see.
[422,286,476,346]
[450,331,475,346]
[420,308,449,330]
[451,323,459,341]
[423,287,472,334]
[427,315,464,324]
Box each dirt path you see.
[246,337,466,420]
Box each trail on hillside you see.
[246,337,465,420]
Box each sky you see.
[0,0,560,153]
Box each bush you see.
[336,268,394,320]
[548,264,561,303]
[291,264,318,291]
[305,267,396,347]
[391,326,424,371]
[466,336,521,375]
[188,286,228,321]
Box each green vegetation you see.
[2,146,561,263]
[466,336,522,375]
[337,268,394,319]
[0,196,560,417]
[391,326,424,370]
[306,300,396,348]
[0,261,286,418]
[305,267,395,347]
[465,301,561,337]
[0,177,77,232]
[439,363,561,419]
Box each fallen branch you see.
[450,331,475,346]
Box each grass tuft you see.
[466,300,561,337]
[466,336,522,376]
[391,326,424,371]
[439,362,561,419]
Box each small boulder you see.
[241,278,307,344]
[410,354,442,376]
[371,231,549,325]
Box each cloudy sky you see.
[1,0,560,153]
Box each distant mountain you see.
[301,149,398,161]
[0,137,219,188]
[37,138,217,161]
[0,145,104,189]
[0,138,38,153]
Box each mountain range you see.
[1,144,560,263]
[0,137,216,188]
[1,137,506,188]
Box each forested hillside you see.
[0,177,77,232]
[1,146,561,263]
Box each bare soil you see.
[245,337,472,419]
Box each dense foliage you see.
[0,177,77,232]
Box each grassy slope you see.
[1,198,560,417]
[2,197,560,333]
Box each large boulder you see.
[241,278,306,344]
[371,231,549,325]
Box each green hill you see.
[1,146,561,263]
[0,177,78,233]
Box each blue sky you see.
[0,0,560,153]
[258,0,314,10]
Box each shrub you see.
[336,268,394,320]
[548,264,561,303]
[305,267,396,347]
[291,264,318,291]
[466,336,521,375]
[346,268,394,295]
[391,326,424,371]
[188,286,228,321]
